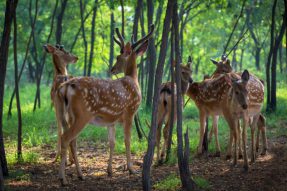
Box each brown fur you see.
[57,27,154,185]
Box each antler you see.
[131,24,155,50]
[113,28,125,52]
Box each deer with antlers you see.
[187,64,264,170]
[207,55,267,157]
[44,44,78,163]
[56,25,154,185]
[155,57,193,164]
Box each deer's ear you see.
[225,59,231,66]
[136,40,148,56]
[43,44,55,53]
[210,59,218,65]
[124,42,132,55]
[241,70,250,83]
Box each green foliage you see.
[154,174,181,191]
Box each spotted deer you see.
[44,44,78,163]
[187,68,264,170]
[155,58,193,164]
[208,56,267,157]
[56,25,154,185]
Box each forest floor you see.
[4,135,287,191]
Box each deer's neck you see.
[181,79,190,96]
[125,53,139,87]
[53,56,67,77]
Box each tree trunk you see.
[55,0,68,44]
[255,47,261,71]
[142,0,173,190]
[13,8,23,162]
[108,0,114,76]
[270,6,286,111]
[232,48,237,71]
[87,0,98,76]
[79,0,88,76]
[132,0,143,42]
[145,0,157,108]
[0,0,19,177]
[166,28,174,162]
[120,0,125,38]
[173,1,196,190]
[266,0,277,112]
[239,49,244,71]
[0,162,3,191]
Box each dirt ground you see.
[4,136,287,191]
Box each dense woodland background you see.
[0,0,286,190]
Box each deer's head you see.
[43,44,78,65]
[181,56,193,84]
[231,70,250,110]
[210,54,232,75]
[110,24,155,75]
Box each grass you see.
[154,173,210,190]
[3,81,287,170]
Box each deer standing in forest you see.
[44,44,78,163]
[207,56,267,157]
[187,67,264,170]
[155,58,193,163]
[56,25,154,185]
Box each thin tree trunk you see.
[0,162,3,191]
[173,1,196,189]
[146,0,157,108]
[120,0,125,38]
[108,0,114,76]
[87,0,98,76]
[55,0,68,44]
[80,0,88,76]
[13,8,22,162]
[270,7,286,111]
[239,49,244,71]
[166,28,174,162]
[142,1,173,190]
[279,43,283,73]
[0,0,19,177]
[132,0,143,42]
[266,0,277,112]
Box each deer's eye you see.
[235,91,239,95]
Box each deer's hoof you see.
[226,155,231,160]
[78,175,85,181]
[107,167,113,177]
[214,151,221,157]
[238,154,243,159]
[243,165,249,173]
[60,178,68,186]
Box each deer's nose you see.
[189,77,193,84]
[242,104,248,110]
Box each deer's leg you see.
[156,122,163,163]
[124,116,134,174]
[53,101,63,163]
[107,125,116,176]
[242,116,248,171]
[161,119,170,162]
[59,119,86,186]
[226,129,233,160]
[156,109,166,163]
[260,119,267,156]
[70,138,83,180]
[237,120,243,159]
[213,116,221,156]
[198,111,206,155]
[232,120,238,166]
[250,116,258,163]
[256,124,260,153]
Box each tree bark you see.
[0,0,19,177]
[270,6,286,111]
[173,1,196,190]
[87,0,98,76]
[166,28,174,162]
[0,162,3,191]
[266,0,277,112]
[79,0,88,76]
[13,7,23,162]
[145,0,157,108]
[108,0,115,76]
[55,0,68,44]
[120,0,125,38]
[142,0,174,190]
